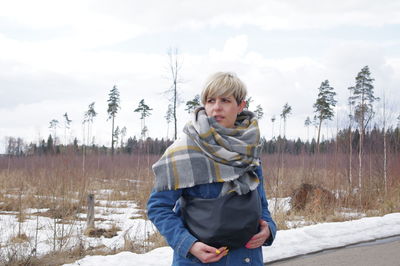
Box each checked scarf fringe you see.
[152,107,262,195]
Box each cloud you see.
[89,0,400,31]
[1,0,400,153]
[4,0,399,37]
[223,35,248,59]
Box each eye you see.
[221,97,231,103]
[206,98,215,103]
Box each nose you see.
[213,99,222,110]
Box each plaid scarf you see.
[152,107,262,195]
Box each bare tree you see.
[165,48,183,140]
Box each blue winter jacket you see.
[147,166,277,266]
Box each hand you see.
[245,220,270,249]
[189,242,228,263]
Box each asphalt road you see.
[268,237,400,266]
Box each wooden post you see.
[87,194,95,229]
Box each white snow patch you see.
[63,213,400,265]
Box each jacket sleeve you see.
[255,166,277,246]
[147,188,197,258]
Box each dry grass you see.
[10,233,29,244]
[262,153,400,228]
[84,224,121,238]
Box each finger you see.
[216,246,228,253]
[249,232,264,241]
[201,244,218,254]
[207,249,228,263]
[246,241,261,249]
[201,252,223,263]
[246,237,264,248]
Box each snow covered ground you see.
[0,193,154,260]
[1,191,399,265]
[64,213,400,266]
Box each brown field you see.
[0,151,399,265]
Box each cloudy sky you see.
[1,0,400,152]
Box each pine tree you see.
[63,113,72,146]
[83,102,97,146]
[49,119,59,146]
[245,97,253,109]
[397,115,400,127]
[349,66,379,136]
[120,126,127,148]
[313,80,337,152]
[279,103,291,198]
[185,94,200,113]
[348,66,379,190]
[280,103,292,138]
[165,104,173,140]
[47,135,54,154]
[134,99,152,139]
[254,105,264,120]
[107,85,120,155]
[114,126,120,151]
[271,115,276,139]
[141,126,148,140]
[304,116,311,142]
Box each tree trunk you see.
[174,81,177,140]
[82,123,86,174]
[111,115,115,156]
[383,92,388,195]
[349,126,352,188]
[317,119,322,153]
[271,121,275,139]
[87,194,95,229]
[166,122,170,140]
[358,129,363,191]
[7,155,10,177]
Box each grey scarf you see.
[152,107,262,195]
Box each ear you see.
[238,100,246,113]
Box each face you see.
[204,95,246,128]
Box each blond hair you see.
[200,72,247,105]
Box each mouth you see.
[214,115,224,122]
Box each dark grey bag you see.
[180,188,261,249]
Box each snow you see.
[0,199,155,258]
[64,213,400,266]
[267,197,291,213]
[1,189,398,265]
